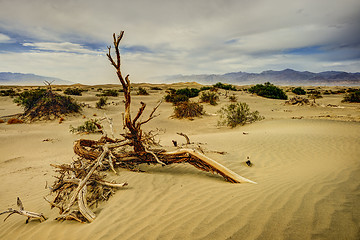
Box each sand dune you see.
[0,86,359,239]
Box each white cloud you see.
[22,42,101,54]
[0,33,12,43]
[0,0,359,83]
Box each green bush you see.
[14,88,81,120]
[229,95,237,102]
[248,82,288,100]
[213,82,237,91]
[200,86,212,91]
[218,102,264,128]
[292,87,306,95]
[308,90,322,103]
[14,88,47,110]
[164,88,199,104]
[0,89,17,97]
[342,91,360,103]
[97,89,119,97]
[96,97,108,109]
[70,119,102,134]
[150,86,162,90]
[137,87,149,95]
[64,88,83,96]
[175,88,200,98]
[173,101,204,119]
[200,91,219,105]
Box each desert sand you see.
[0,84,360,240]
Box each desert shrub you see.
[64,88,83,96]
[229,95,237,102]
[165,88,197,104]
[248,82,288,100]
[175,88,200,98]
[200,91,219,105]
[137,87,149,95]
[7,118,23,124]
[292,87,306,95]
[14,88,81,120]
[218,102,264,128]
[150,86,162,90]
[70,119,102,134]
[342,91,360,103]
[200,86,212,91]
[173,101,204,119]
[0,89,17,97]
[308,91,322,103]
[97,89,119,97]
[213,82,237,91]
[96,97,108,109]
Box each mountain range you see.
[161,69,360,86]
[0,72,73,86]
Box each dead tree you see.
[46,31,256,223]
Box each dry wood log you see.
[0,197,47,223]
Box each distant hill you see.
[161,69,360,86]
[0,72,74,86]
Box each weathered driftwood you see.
[0,197,47,223]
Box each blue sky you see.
[0,0,359,84]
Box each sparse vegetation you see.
[70,119,102,134]
[96,97,108,109]
[64,88,83,96]
[137,87,149,95]
[164,88,200,104]
[14,88,81,120]
[96,89,119,97]
[173,101,204,119]
[292,87,306,95]
[342,91,360,103]
[218,102,263,128]
[0,89,17,97]
[150,86,162,90]
[213,82,237,91]
[248,82,288,100]
[229,95,237,102]
[200,91,219,105]
[308,91,322,103]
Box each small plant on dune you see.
[137,87,149,95]
[213,82,237,91]
[97,89,119,97]
[248,82,288,100]
[96,97,108,109]
[164,88,200,104]
[308,90,322,103]
[173,101,204,119]
[70,119,103,134]
[218,102,264,128]
[64,88,83,96]
[229,95,237,102]
[0,89,17,97]
[14,87,81,120]
[200,91,219,105]
[150,86,162,90]
[292,87,306,95]
[342,91,360,103]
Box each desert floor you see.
[0,83,360,240]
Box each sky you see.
[0,0,359,84]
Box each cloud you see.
[22,42,101,54]
[0,33,12,43]
[0,0,359,83]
